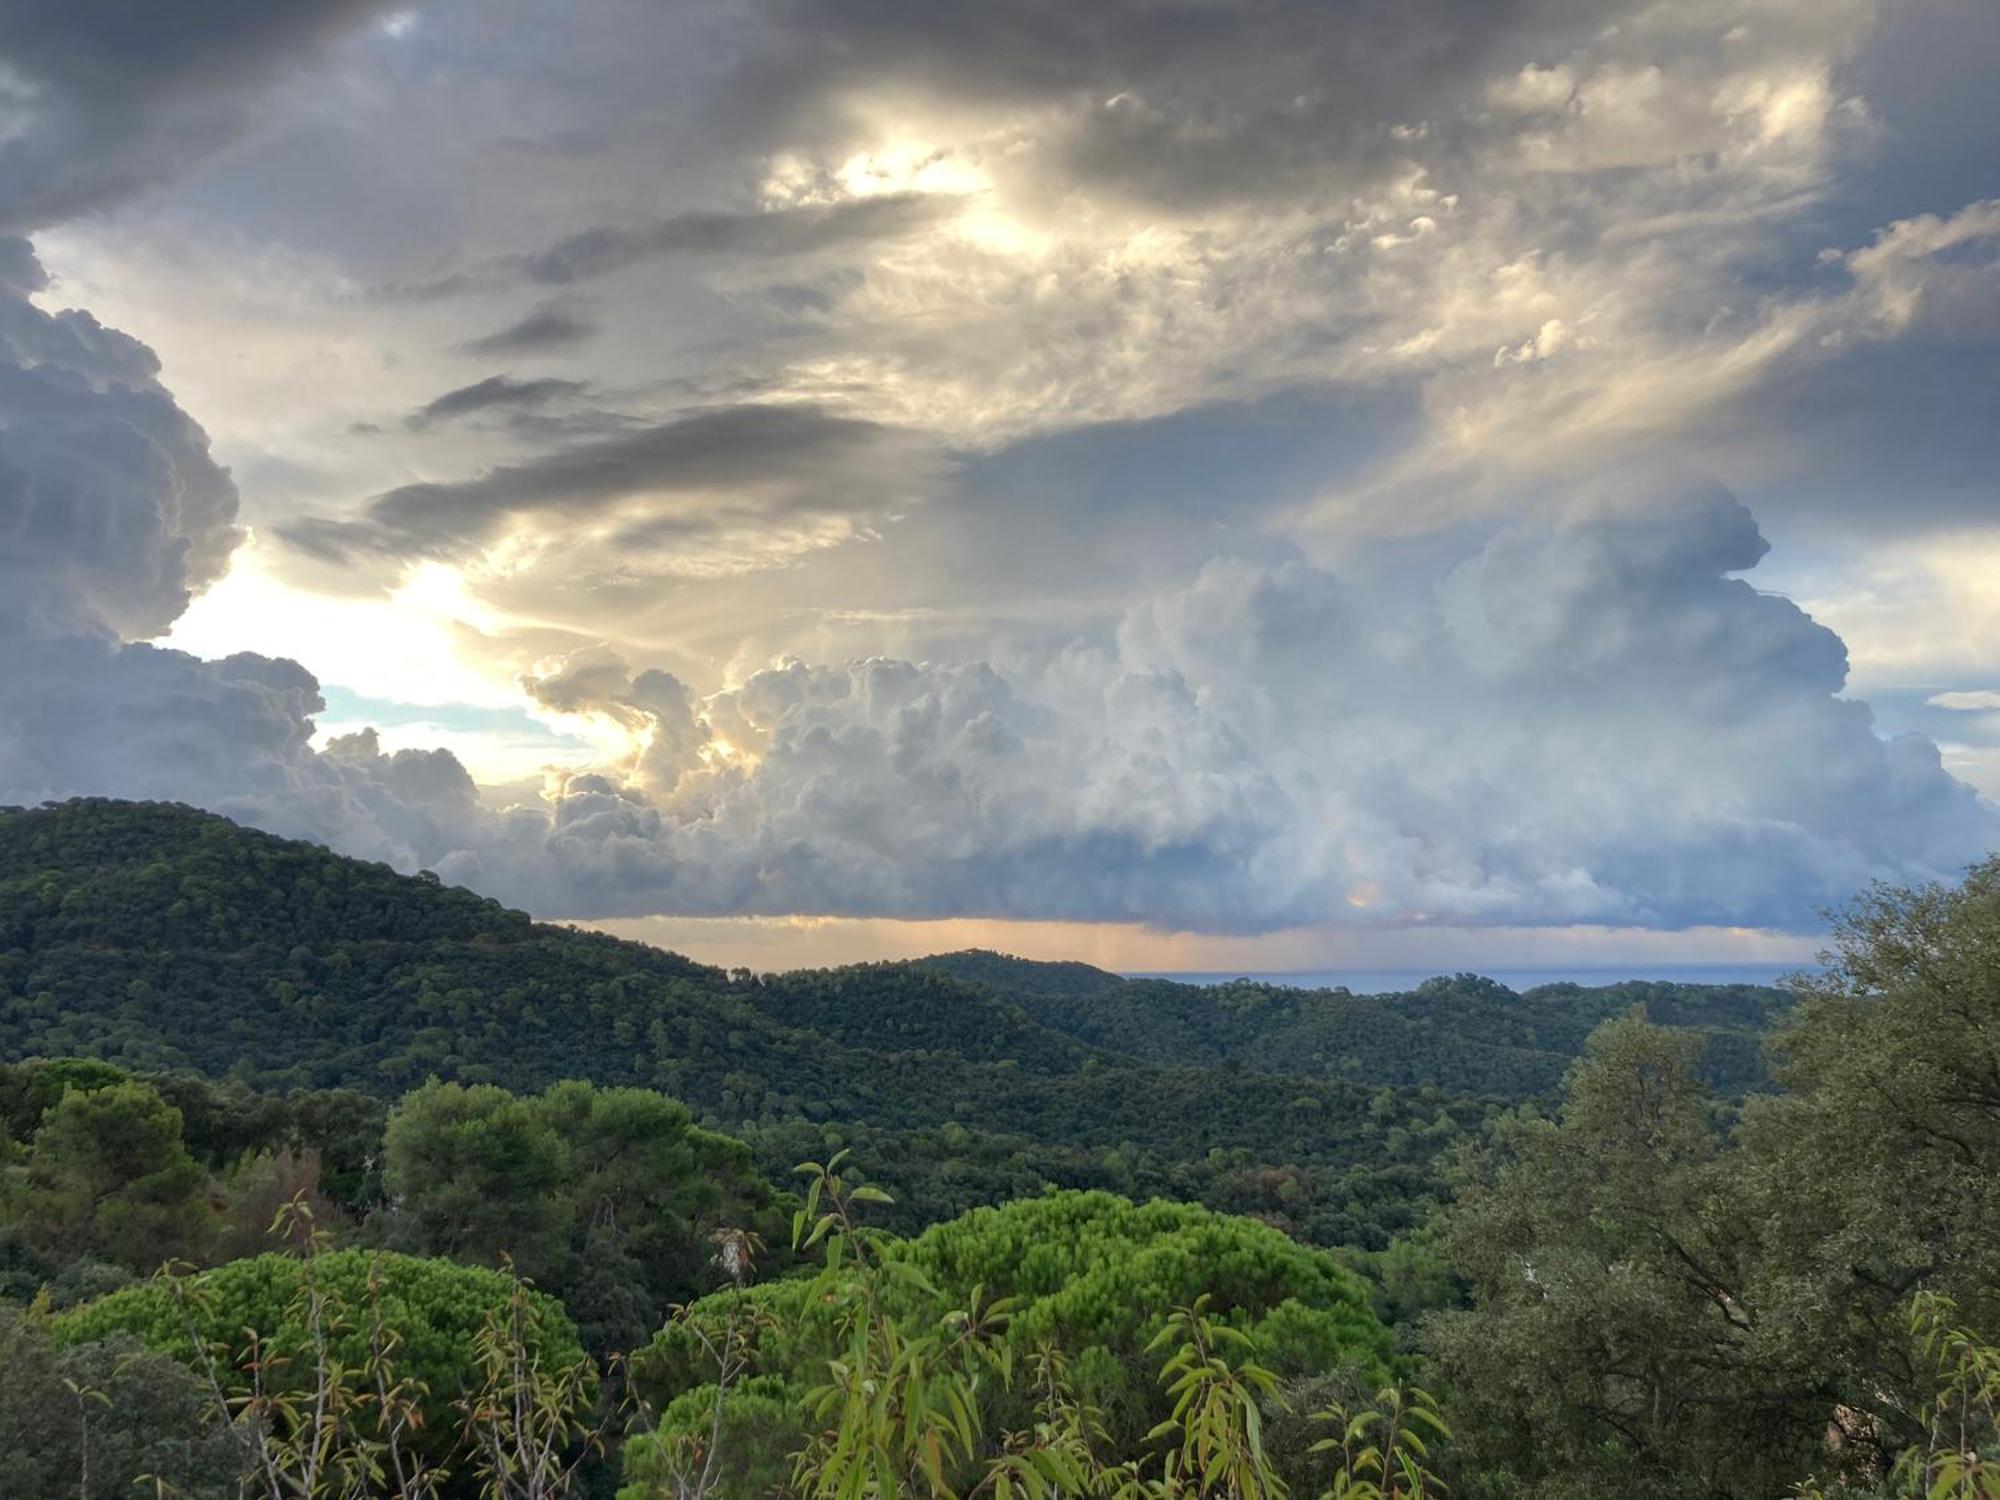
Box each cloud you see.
[1931,690,2000,712]
[459,304,600,356]
[0,240,528,877]
[465,488,1992,932]
[3,0,1995,950]
[381,193,961,303]
[404,375,589,431]
[0,237,240,638]
[1,239,1988,934]
[518,193,957,286]
[0,0,387,232]
[281,402,945,578]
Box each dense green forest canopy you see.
[0,798,1788,1248]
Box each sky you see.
[2,0,1997,972]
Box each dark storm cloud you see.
[405,375,589,431]
[723,0,1557,207]
[459,304,600,356]
[0,0,388,232]
[282,403,935,563]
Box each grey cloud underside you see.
[0,0,388,232]
[280,402,940,564]
[458,305,600,356]
[405,375,590,430]
[726,0,1565,207]
[5,0,1998,936]
[484,491,1991,932]
[1,245,1987,933]
[520,192,956,284]
[0,239,505,874]
[389,192,959,301]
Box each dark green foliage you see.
[1424,863,2000,1497]
[919,949,1130,1002]
[2,797,1996,1497]
[0,801,1790,1261]
[917,958,1786,1097]
[378,1078,790,1354]
[623,1374,801,1499]
[0,1057,388,1306]
[6,1077,215,1269]
[0,1304,238,1499]
[1425,1014,1824,1497]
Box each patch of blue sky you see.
[312,685,601,784]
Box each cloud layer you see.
[3,253,1980,938]
[0,0,388,233]
[1,0,1995,947]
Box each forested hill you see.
[0,799,1793,1245]
[918,951,1790,1094]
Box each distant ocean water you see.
[1126,964,1811,994]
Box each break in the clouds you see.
[2,0,1997,952]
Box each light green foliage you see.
[457,1262,603,1499]
[1142,1295,1286,1499]
[53,1244,585,1471]
[621,1375,801,1500]
[787,1152,1013,1498]
[912,1191,1390,1360]
[0,1303,238,1499]
[635,1185,1394,1482]
[1797,1293,2000,1500]
[619,1227,792,1500]
[1892,1294,2000,1499]
[973,1345,1126,1500]
[1307,1384,1449,1500]
[905,1190,1391,1452]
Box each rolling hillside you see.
[0,799,1793,1244]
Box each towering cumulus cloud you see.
[506,492,1994,931]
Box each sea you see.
[1125,964,1809,995]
